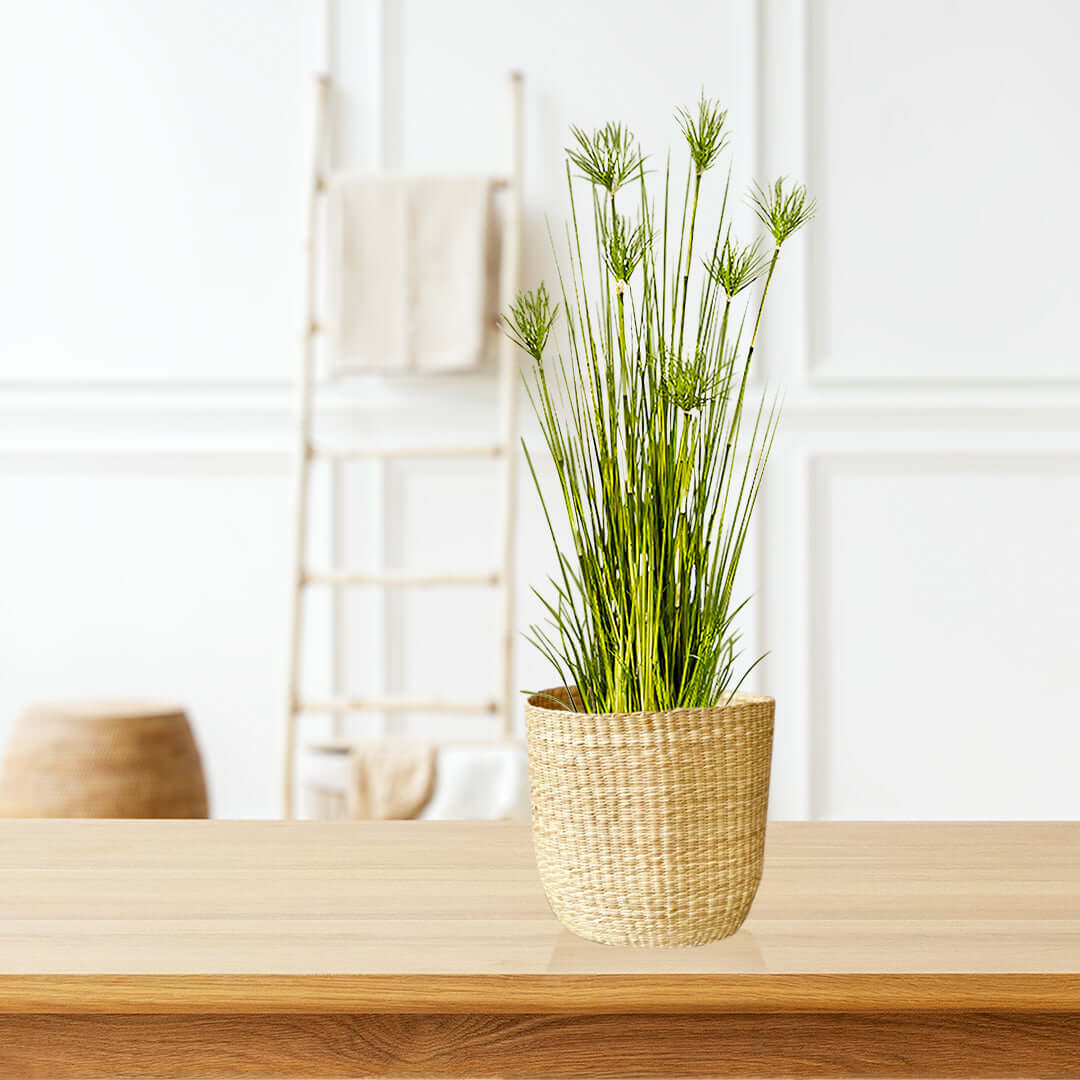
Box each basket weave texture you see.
[525,687,774,947]
[0,701,208,819]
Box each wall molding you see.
[796,0,1080,389]
[6,388,1080,468]
[804,447,1080,818]
[0,447,289,469]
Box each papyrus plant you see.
[506,95,813,714]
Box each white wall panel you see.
[0,0,317,384]
[812,454,1080,818]
[807,0,1080,383]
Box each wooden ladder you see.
[281,72,523,818]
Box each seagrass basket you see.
[525,687,774,947]
[0,700,208,819]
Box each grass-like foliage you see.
[566,122,645,194]
[505,283,558,363]
[677,92,729,176]
[507,96,814,714]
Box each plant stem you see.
[617,283,627,368]
[510,109,804,713]
[724,246,781,459]
[610,191,627,369]
[677,171,702,361]
[748,246,780,354]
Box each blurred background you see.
[1,0,1077,821]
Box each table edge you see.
[2,973,1080,1014]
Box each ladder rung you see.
[317,174,512,195]
[309,441,504,460]
[296,697,499,715]
[303,569,500,587]
[307,736,519,754]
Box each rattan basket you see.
[0,700,208,819]
[525,687,774,947]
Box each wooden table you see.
[0,821,1078,1078]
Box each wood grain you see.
[2,1011,1079,1079]
[3,821,1080,1078]
[1,820,1080,1015]
[3,972,1080,1015]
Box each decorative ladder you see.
[281,72,523,818]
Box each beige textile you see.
[346,740,437,820]
[327,174,500,372]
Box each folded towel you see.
[346,740,436,820]
[327,174,501,372]
[300,740,530,821]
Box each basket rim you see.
[525,686,774,722]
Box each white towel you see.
[418,743,530,821]
[327,175,501,372]
[299,740,530,821]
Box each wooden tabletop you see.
[1,820,1078,1015]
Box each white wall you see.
[757,0,1080,819]
[1,0,1078,820]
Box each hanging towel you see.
[327,175,501,372]
[346,740,437,820]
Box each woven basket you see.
[525,687,774,947]
[0,700,209,819]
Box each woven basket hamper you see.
[525,687,774,947]
[0,701,208,819]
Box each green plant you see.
[507,93,813,714]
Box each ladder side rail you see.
[329,457,346,739]
[282,74,331,819]
[495,72,524,738]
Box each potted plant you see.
[505,95,813,947]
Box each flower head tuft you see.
[704,233,771,299]
[658,348,730,412]
[504,283,558,364]
[566,123,645,194]
[677,92,729,176]
[601,212,651,283]
[749,177,816,246]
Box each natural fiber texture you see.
[525,688,774,947]
[0,701,208,819]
